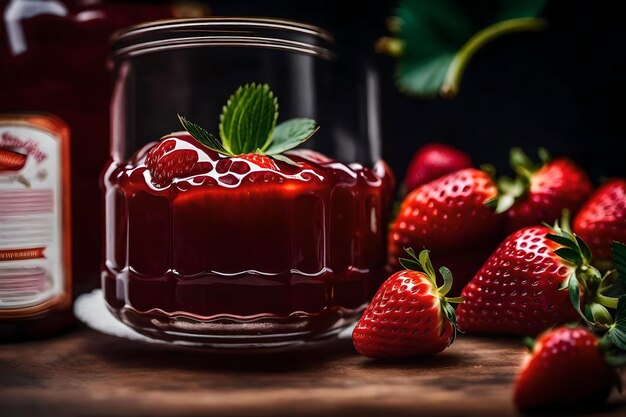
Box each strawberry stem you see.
[596,294,620,309]
[440,18,547,97]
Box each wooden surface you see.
[0,327,624,417]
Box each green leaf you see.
[523,336,535,351]
[537,147,551,164]
[558,274,570,291]
[555,248,582,266]
[399,257,422,271]
[546,233,577,250]
[265,118,318,155]
[385,0,547,97]
[608,296,626,350]
[612,242,626,285]
[178,115,230,155]
[437,266,453,296]
[568,273,594,326]
[576,235,592,263]
[441,301,458,327]
[489,176,526,214]
[270,153,299,166]
[490,193,516,214]
[418,249,436,281]
[219,83,278,155]
[404,247,420,262]
[605,354,626,367]
[440,300,459,343]
[509,147,537,176]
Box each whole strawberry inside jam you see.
[102,133,394,343]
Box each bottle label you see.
[0,116,71,318]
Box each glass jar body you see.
[103,18,394,348]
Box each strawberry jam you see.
[102,133,394,347]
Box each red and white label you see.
[0,125,65,309]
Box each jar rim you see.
[110,17,335,61]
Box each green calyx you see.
[606,242,626,352]
[399,247,464,342]
[178,83,319,165]
[527,241,626,370]
[598,294,626,371]
[485,147,551,214]
[548,216,624,333]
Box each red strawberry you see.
[404,143,472,192]
[457,218,621,336]
[389,168,504,294]
[0,148,27,172]
[145,135,213,187]
[574,179,626,267]
[490,148,593,234]
[514,326,619,411]
[236,153,278,170]
[353,248,463,358]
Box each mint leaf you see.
[265,118,318,155]
[219,83,278,155]
[612,242,626,285]
[178,115,230,155]
[608,296,626,350]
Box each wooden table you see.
[0,327,624,416]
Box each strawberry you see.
[404,143,472,192]
[388,168,504,294]
[457,217,622,336]
[514,326,621,411]
[353,248,463,358]
[0,148,27,172]
[145,135,213,187]
[489,148,593,234]
[574,179,626,268]
[235,153,278,170]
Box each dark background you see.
[206,0,626,182]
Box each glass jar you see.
[103,18,394,348]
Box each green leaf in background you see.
[219,83,278,154]
[266,118,319,155]
[378,0,547,98]
[612,242,626,285]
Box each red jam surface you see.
[102,133,394,341]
